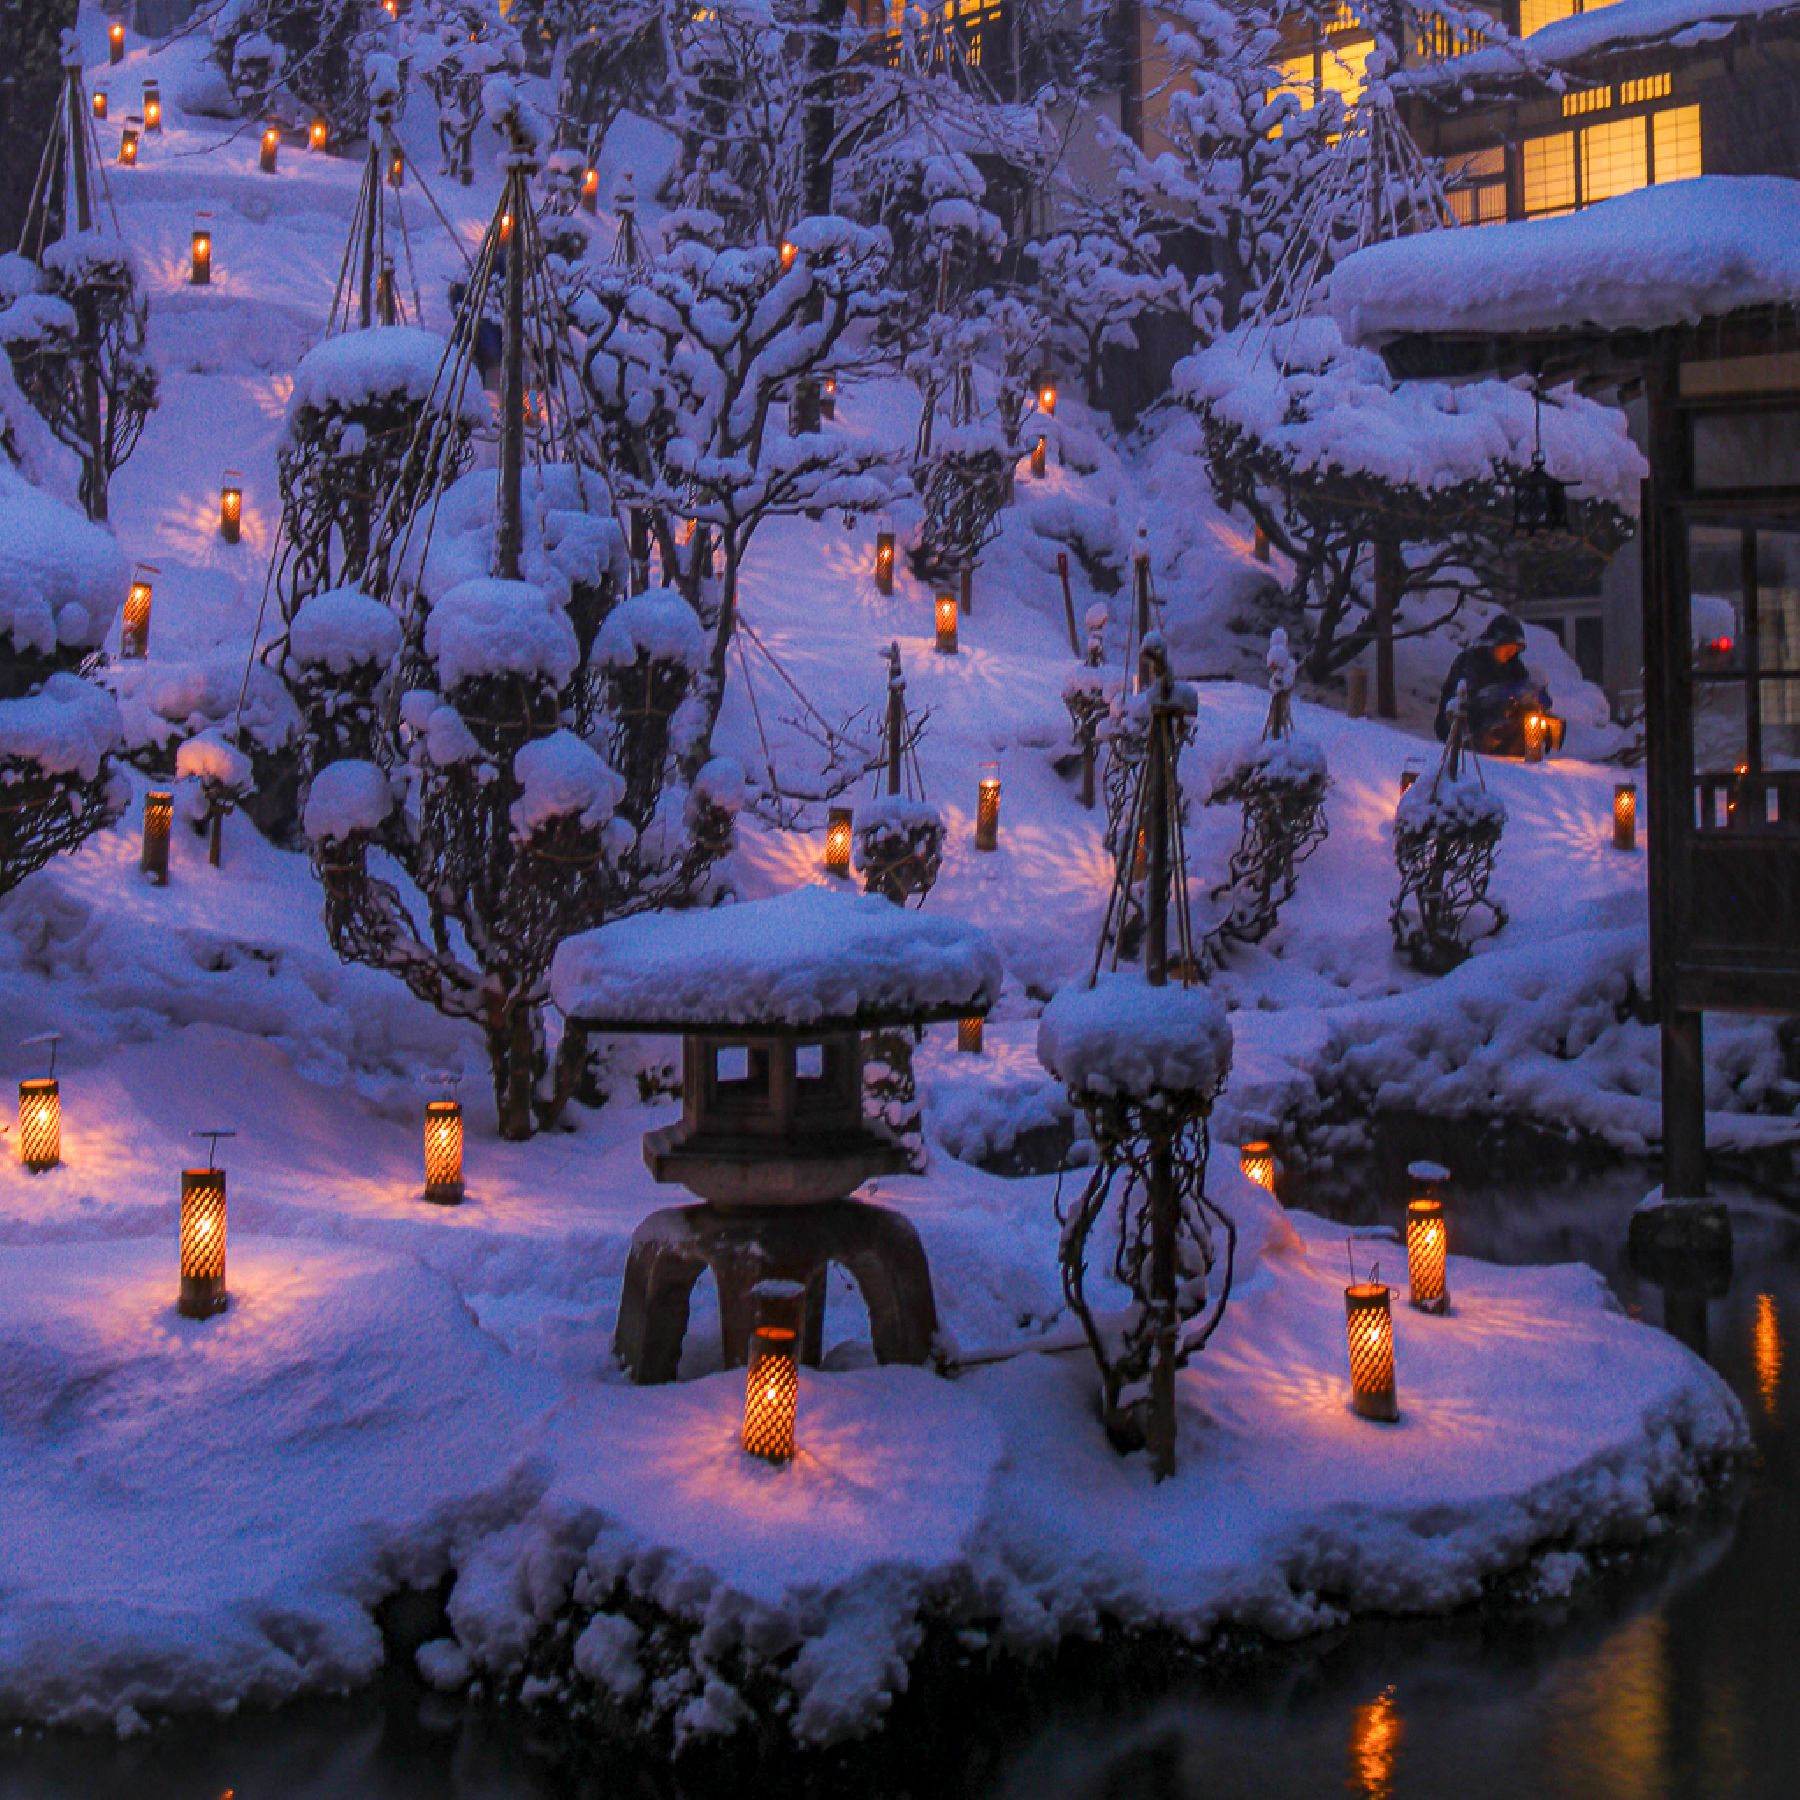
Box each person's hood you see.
[1478,611,1526,650]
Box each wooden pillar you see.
[496,168,526,582]
[1661,1009,1707,1198]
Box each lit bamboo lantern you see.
[1253,524,1270,563]
[121,568,153,658]
[1522,711,1545,763]
[935,590,958,654]
[742,1323,800,1462]
[821,373,836,421]
[824,805,853,878]
[142,81,161,132]
[190,219,212,285]
[1239,1141,1276,1192]
[109,21,124,63]
[219,471,243,543]
[1345,1282,1399,1421]
[388,151,404,189]
[19,1079,60,1173]
[383,0,398,16]
[957,1016,984,1054]
[93,90,108,121]
[1399,760,1422,795]
[1406,1196,1449,1314]
[779,239,798,271]
[178,1167,228,1318]
[259,125,279,173]
[119,124,139,167]
[580,166,599,213]
[309,116,328,151]
[974,763,1001,852]
[424,1099,464,1204]
[1037,376,1057,416]
[142,789,172,884]
[1613,782,1637,851]
[499,210,514,244]
[874,529,895,595]
[1030,435,1047,480]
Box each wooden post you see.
[1661,1009,1707,1198]
[67,72,107,522]
[1134,541,1153,691]
[1057,550,1079,655]
[1373,535,1401,720]
[1142,671,1177,1481]
[496,168,526,583]
[884,644,904,796]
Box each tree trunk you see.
[1373,536,1401,721]
[494,996,539,1140]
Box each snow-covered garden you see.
[0,0,1788,1764]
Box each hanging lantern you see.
[1037,374,1057,416]
[219,471,243,543]
[1614,782,1637,851]
[580,166,599,213]
[1239,1141,1276,1193]
[259,125,279,174]
[957,1016,984,1054]
[824,805,853,878]
[424,1099,464,1204]
[142,789,172,885]
[742,1323,800,1462]
[1030,435,1047,480]
[108,21,125,64]
[935,591,958,655]
[974,763,1001,852]
[1345,1282,1399,1421]
[309,116,329,151]
[178,1166,229,1319]
[1522,711,1545,763]
[779,239,798,271]
[190,217,212,285]
[93,90,108,121]
[874,529,895,595]
[142,80,161,133]
[121,567,153,658]
[119,124,139,167]
[821,373,837,421]
[1513,388,1569,536]
[18,1079,60,1173]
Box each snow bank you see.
[0,671,118,780]
[0,468,127,656]
[552,886,1002,1028]
[509,730,624,838]
[1333,177,1800,345]
[288,585,403,674]
[424,579,578,692]
[1039,973,1233,1101]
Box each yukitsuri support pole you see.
[64,67,109,523]
[496,155,528,582]
[884,647,904,797]
[1142,674,1178,1482]
[1058,550,1079,656]
[1373,534,1402,720]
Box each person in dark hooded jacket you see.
[1434,612,1551,755]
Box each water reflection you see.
[1347,1685,1402,1797]
[1754,1292,1783,1420]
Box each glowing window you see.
[1321,36,1372,107]
[1522,131,1576,216]
[1621,72,1672,105]
[1519,0,1577,33]
[1653,105,1703,184]
[1582,115,1647,203]
[1562,85,1612,117]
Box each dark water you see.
[3,1170,1797,1800]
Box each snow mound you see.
[552,885,1002,1028]
[595,587,705,672]
[288,585,403,674]
[509,730,624,838]
[0,671,118,779]
[424,579,578,693]
[304,758,393,843]
[286,326,486,434]
[1039,973,1233,1101]
[0,469,127,656]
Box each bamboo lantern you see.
[142,789,173,884]
[190,218,212,285]
[957,1016,984,1054]
[142,80,161,132]
[119,124,139,167]
[1030,435,1047,480]
[19,1079,60,1173]
[309,117,328,151]
[779,239,798,271]
[1345,1282,1398,1421]
[178,1168,228,1318]
[935,590,958,654]
[1399,760,1423,796]
[1239,1141,1276,1193]
[1522,711,1545,763]
[742,1323,800,1463]
[821,373,837,421]
[259,124,279,174]
[1406,1196,1449,1314]
[93,90,108,121]
[1544,713,1567,753]
[1037,376,1057,417]
[874,529,895,595]
[121,568,153,658]
[424,1099,464,1204]
[219,471,243,543]
[974,764,1001,852]
[580,166,599,213]
[1253,524,1270,563]
[823,805,853,878]
[1613,782,1637,851]
[388,150,404,189]
[109,21,124,64]
[499,210,514,244]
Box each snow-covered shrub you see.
[1064,604,1115,810]
[209,0,382,137]
[413,1,521,183]
[853,793,945,909]
[176,728,255,862]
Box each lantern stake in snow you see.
[142,790,173,884]
[957,1016,983,1054]
[309,117,328,152]
[935,591,958,655]
[974,763,1001,852]
[1345,1274,1399,1421]
[1614,782,1637,851]
[424,1096,464,1204]
[742,1284,804,1464]
[874,527,895,595]
[119,123,139,167]
[824,805,853,878]
[92,90,107,121]
[141,81,160,133]
[108,21,124,63]
[178,1131,234,1319]
[1239,1141,1275,1193]
[121,565,154,658]
[259,125,279,174]
[18,1034,61,1173]
[190,216,212,285]
[219,471,242,543]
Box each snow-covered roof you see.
[550,886,1002,1031]
[1331,178,1800,347]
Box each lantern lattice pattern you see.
[424,1100,464,1204]
[874,530,895,595]
[1614,783,1637,851]
[220,475,242,543]
[935,592,958,654]
[142,790,172,883]
[1239,1141,1275,1193]
[122,577,152,658]
[18,1079,59,1172]
[1345,1283,1398,1421]
[957,1016,983,1054]
[1522,712,1545,763]
[1406,1198,1449,1314]
[975,768,1000,852]
[824,806,853,878]
[742,1325,800,1462]
[179,1169,228,1317]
